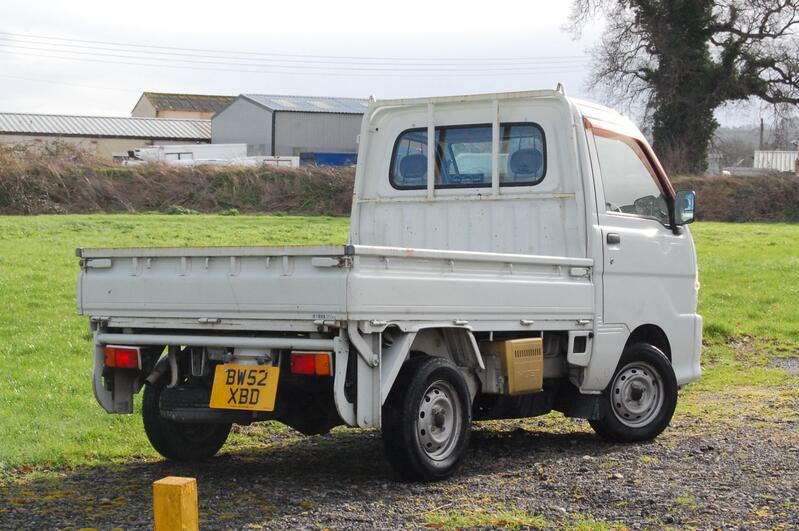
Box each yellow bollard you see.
[153,476,199,531]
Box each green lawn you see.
[0,216,796,469]
[696,223,799,342]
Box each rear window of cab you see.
[389,122,546,190]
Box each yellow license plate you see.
[209,364,280,412]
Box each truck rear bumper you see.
[91,330,340,414]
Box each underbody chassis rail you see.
[95,332,336,351]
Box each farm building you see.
[212,94,368,158]
[753,150,798,173]
[132,92,235,119]
[0,112,211,158]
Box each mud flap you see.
[92,337,116,412]
[92,332,136,413]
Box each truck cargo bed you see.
[78,244,594,331]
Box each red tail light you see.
[290,351,332,376]
[104,345,141,369]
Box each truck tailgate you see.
[77,245,349,323]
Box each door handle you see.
[606,233,621,245]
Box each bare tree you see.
[570,0,799,174]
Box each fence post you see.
[153,476,199,531]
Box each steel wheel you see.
[610,361,664,428]
[382,356,472,481]
[589,343,678,443]
[416,380,462,461]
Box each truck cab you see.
[78,88,701,480]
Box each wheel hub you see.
[629,384,644,402]
[432,406,446,428]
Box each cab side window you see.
[594,134,669,224]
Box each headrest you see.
[399,154,428,181]
[508,148,542,177]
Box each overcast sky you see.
[0,1,764,126]
[0,1,604,115]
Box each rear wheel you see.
[142,379,231,461]
[589,343,677,442]
[382,356,472,481]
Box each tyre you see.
[142,380,231,461]
[589,343,677,442]
[382,356,472,481]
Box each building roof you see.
[0,112,212,140]
[140,92,235,113]
[241,94,369,114]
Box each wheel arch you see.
[625,324,671,362]
[345,325,483,429]
[408,327,484,370]
[581,323,672,393]
[404,327,482,402]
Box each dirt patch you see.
[772,357,799,377]
[2,409,797,530]
[723,335,799,378]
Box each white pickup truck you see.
[77,88,701,481]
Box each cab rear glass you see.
[389,122,546,190]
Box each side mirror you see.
[674,190,696,225]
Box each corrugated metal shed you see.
[242,94,369,114]
[754,150,797,172]
[143,92,235,113]
[0,113,211,140]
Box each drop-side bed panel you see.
[77,246,350,322]
[346,245,594,323]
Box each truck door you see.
[589,129,696,333]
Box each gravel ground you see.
[2,390,797,530]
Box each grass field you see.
[0,216,797,470]
[0,215,350,468]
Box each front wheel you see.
[382,356,472,481]
[142,380,231,461]
[589,343,677,442]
